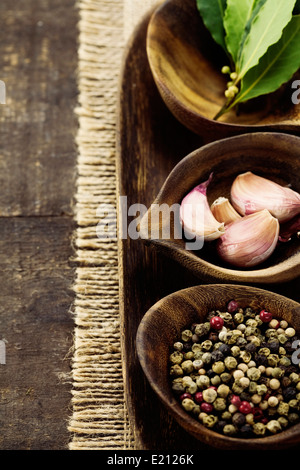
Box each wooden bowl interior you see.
[136,284,300,449]
[140,132,300,283]
[147,0,300,136]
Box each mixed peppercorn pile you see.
[169,301,300,438]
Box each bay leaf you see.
[234,16,300,104]
[238,0,297,79]
[196,0,227,51]
[224,0,259,63]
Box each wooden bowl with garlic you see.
[139,132,300,284]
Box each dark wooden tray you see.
[116,8,300,451]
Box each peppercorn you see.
[218,343,231,356]
[170,364,183,377]
[232,412,246,427]
[240,424,253,437]
[283,387,297,401]
[223,424,237,435]
[225,356,237,370]
[266,420,282,434]
[247,367,261,381]
[202,414,218,428]
[277,401,289,416]
[253,422,266,435]
[171,306,300,439]
[212,361,225,375]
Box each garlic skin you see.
[216,209,280,268]
[231,171,300,223]
[180,174,225,242]
[211,197,241,225]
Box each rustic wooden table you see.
[0,0,78,449]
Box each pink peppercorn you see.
[231,395,241,407]
[180,393,192,401]
[252,407,263,421]
[210,316,224,330]
[227,300,239,313]
[200,402,213,413]
[194,392,203,404]
[259,309,273,323]
[239,401,252,415]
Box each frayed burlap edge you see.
[68,0,159,451]
[68,0,132,450]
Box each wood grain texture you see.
[140,132,300,284]
[137,284,300,450]
[0,0,77,449]
[147,0,300,141]
[117,9,300,451]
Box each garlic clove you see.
[279,214,300,242]
[216,209,280,268]
[180,174,225,242]
[231,171,300,223]
[211,197,242,225]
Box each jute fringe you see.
[69,0,159,450]
[69,0,132,450]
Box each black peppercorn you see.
[268,340,279,353]
[255,353,268,366]
[218,343,231,356]
[283,386,297,401]
[232,412,246,427]
[240,424,253,437]
[245,342,256,354]
[211,350,224,362]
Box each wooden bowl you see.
[136,284,300,449]
[139,132,300,284]
[146,0,300,141]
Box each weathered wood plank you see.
[0,0,78,450]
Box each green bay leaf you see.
[234,16,300,104]
[196,0,227,51]
[238,0,297,79]
[224,0,258,63]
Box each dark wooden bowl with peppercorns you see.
[136,284,300,450]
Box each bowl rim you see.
[136,283,300,449]
[139,132,300,284]
[147,0,300,131]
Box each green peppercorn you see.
[220,372,232,384]
[267,354,279,366]
[272,367,284,379]
[203,388,217,403]
[247,367,261,381]
[224,356,237,370]
[194,323,210,337]
[173,342,183,351]
[253,422,266,436]
[181,360,194,374]
[202,414,218,428]
[223,424,237,435]
[170,351,183,364]
[170,364,183,377]
[217,384,230,398]
[212,361,225,374]
[277,401,289,416]
[182,398,195,412]
[201,340,213,351]
[266,420,282,434]
[213,397,227,411]
[184,351,194,360]
[181,329,193,342]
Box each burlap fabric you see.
[68,0,158,451]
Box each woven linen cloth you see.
[68,0,158,451]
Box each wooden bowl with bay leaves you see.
[136,284,300,449]
[139,132,300,284]
[146,0,300,141]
